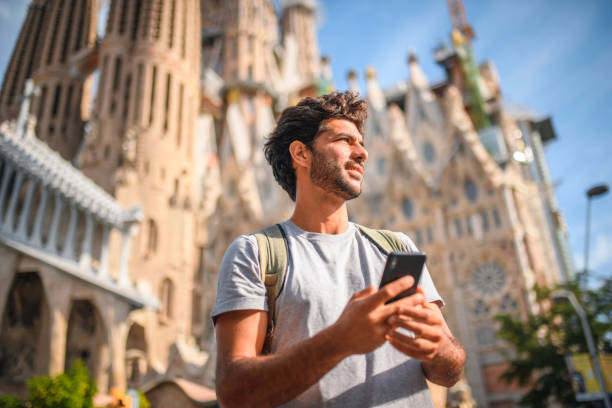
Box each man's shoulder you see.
[353,224,418,252]
[223,233,259,262]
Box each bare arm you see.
[386,292,466,387]
[215,276,424,408]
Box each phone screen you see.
[379,251,426,303]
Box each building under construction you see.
[0,1,573,406]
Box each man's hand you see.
[331,275,425,356]
[385,288,466,387]
[215,276,429,407]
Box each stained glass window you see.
[401,198,413,219]
[470,262,506,294]
[423,142,436,163]
[481,210,490,232]
[464,179,478,202]
[377,157,387,175]
[499,293,518,313]
[473,299,490,316]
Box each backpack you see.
[253,223,408,354]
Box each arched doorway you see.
[64,300,105,378]
[0,272,49,393]
[125,323,148,388]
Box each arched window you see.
[423,142,436,163]
[377,158,387,175]
[159,278,174,320]
[464,179,478,203]
[146,218,158,256]
[401,198,413,219]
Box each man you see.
[212,91,466,407]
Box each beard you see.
[309,149,363,200]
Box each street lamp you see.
[584,184,609,276]
[551,290,611,408]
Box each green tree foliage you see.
[138,391,150,408]
[0,394,26,408]
[0,360,97,408]
[495,278,612,407]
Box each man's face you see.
[309,119,368,200]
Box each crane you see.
[446,0,475,43]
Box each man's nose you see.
[353,143,368,163]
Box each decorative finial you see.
[366,66,377,80]
[408,48,418,64]
[16,79,40,138]
[226,88,240,104]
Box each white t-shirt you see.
[212,220,441,407]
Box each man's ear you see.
[289,140,311,170]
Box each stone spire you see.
[81,0,201,194]
[0,0,99,161]
[0,0,52,121]
[201,0,278,83]
[78,0,204,372]
[280,0,319,84]
[346,70,360,94]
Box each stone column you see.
[0,162,14,219]
[60,203,78,259]
[79,213,94,270]
[453,283,488,407]
[108,302,131,389]
[98,224,111,278]
[46,281,71,375]
[44,192,64,253]
[31,187,49,247]
[16,177,37,237]
[118,223,137,286]
[0,246,18,322]
[3,170,24,230]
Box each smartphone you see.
[379,251,426,304]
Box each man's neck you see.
[290,191,349,234]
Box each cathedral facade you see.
[0,1,573,407]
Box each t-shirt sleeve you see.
[396,232,444,305]
[211,234,268,323]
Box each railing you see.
[0,87,158,309]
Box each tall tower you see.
[201,0,278,83]
[78,0,203,373]
[0,0,98,161]
[280,0,319,84]
[0,1,50,121]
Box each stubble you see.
[309,149,362,200]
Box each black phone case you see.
[379,251,426,303]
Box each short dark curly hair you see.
[264,91,368,201]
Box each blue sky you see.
[1,0,611,284]
[318,0,612,285]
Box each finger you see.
[351,285,377,300]
[391,291,427,310]
[386,334,437,360]
[370,275,415,305]
[389,320,442,343]
[395,305,438,325]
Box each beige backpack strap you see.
[253,224,288,354]
[356,224,408,254]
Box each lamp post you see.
[552,290,611,408]
[584,184,609,277]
